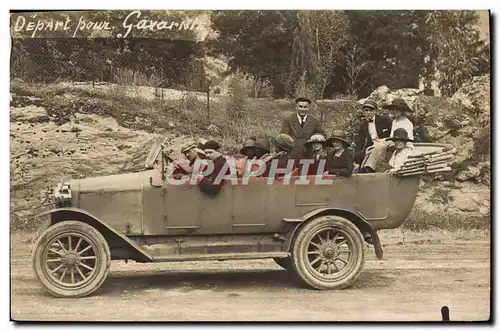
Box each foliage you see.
[287,10,349,99]
[10,37,205,90]
[225,71,274,98]
[209,10,298,96]
[336,43,372,98]
[423,10,490,96]
[330,10,430,97]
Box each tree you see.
[336,10,430,96]
[287,10,349,99]
[209,10,298,96]
[338,43,372,98]
[423,10,490,96]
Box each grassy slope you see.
[10,81,489,232]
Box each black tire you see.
[292,215,364,290]
[273,257,295,271]
[32,221,111,298]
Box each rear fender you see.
[282,208,383,260]
[37,207,153,262]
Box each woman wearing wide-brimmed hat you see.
[383,97,415,144]
[234,137,257,176]
[238,137,271,176]
[386,128,414,173]
[300,134,330,176]
[325,130,354,177]
[239,137,257,158]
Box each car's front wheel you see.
[32,221,111,298]
[292,215,364,290]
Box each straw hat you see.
[304,134,326,147]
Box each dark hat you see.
[197,138,208,149]
[274,133,294,152]
[326,130,351,146]
[203,140,221,150]
[295,97,311,104]
[383,98,413,112]
[254,138,270,154]
[240,137,256,155]
[304,134,326,147]
[387,128,413,142]
[362,100,378,110]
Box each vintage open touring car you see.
[30,139,454,298]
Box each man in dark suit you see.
[198,140,230,196]
[354,100,392,166]
[280,97,325,158]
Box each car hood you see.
[67,170,160,235]
[71,172,144,194]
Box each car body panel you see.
[55,143,449,243]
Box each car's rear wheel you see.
[292,215,364,290]
[273,257,294,271]
[32,221,111,298]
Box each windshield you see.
[145,137,168,169]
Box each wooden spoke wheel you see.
[32,221,110,298]
[292,216,364,290]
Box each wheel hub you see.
[320,243,339,262]
[62,252,80,267]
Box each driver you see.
[171,142,207,178]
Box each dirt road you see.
[11,232,490,322]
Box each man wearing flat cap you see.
[354,99,392,166]
[280,97,325,158]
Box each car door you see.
[356,173,390,220]
[163,175,202,235]
[231,176,268,232]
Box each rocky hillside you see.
[9,75,490,231]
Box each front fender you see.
[37,207,153,262]
[282,208,383,260]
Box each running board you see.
[151,252,290,263]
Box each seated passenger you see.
[385,128,413,174]
[235,137,257,176]
[299,134,330,176]
[354,100,392,167]
[240,137,257,159]
[254,138,271,159]
[359,98,414,173]
[236,137,272,176]
[198,140,230,195]
[261,134,296,178]
[386,98,414,146]
[325,130,354,177]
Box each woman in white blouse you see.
[385,97,414,149]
